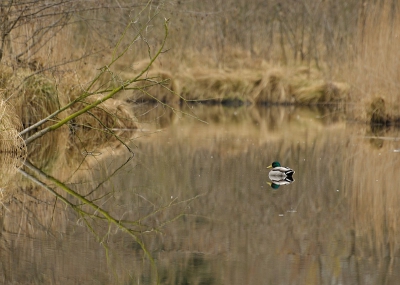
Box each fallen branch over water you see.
[21,16,170,146]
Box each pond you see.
[3,103,400,284]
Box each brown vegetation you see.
[338,0,400,125]
[126,63,349,105]
[69,95,139,145]
[0,99,26,191]
[0,2,399,282]
[347,131,400,260]
[0,0,399,125]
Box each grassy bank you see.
[122,60,349,105]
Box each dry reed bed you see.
[342,2,400,125]
[2,0,400,125]
[125,63,349,106]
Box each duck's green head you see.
[267,182,280,189]
[267,161,281,168]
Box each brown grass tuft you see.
[368,97,388,124]
[292,81,349,104]
[70,95,139,146]
[5,69,62,129]
[254,69,290,104]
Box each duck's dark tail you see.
[285,169,294,177]
[285,177,294,183]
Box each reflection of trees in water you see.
[134,123,400,284]
[3,95,400,284]
[0,140,201,284]
[133,102,181,129]
[137,103,346,134]
[366,124,400,149]
[158,253,217,285]
[347,126,400,258]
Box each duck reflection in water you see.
[267,161,295,189]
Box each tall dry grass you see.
[120,60,349,105]
[0,0,399,140]
[343,1,400,123]
[1,1,359,105]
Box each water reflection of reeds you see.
[346,125,400,260]
[132,112,400,284]
[134,128,350,281]
[4,147,166,284]
[134,103,346,130]
[4,106,400,284]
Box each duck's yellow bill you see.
[267,165,272,168]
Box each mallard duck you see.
[267,161,295,181]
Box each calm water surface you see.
[3,104,400,284]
